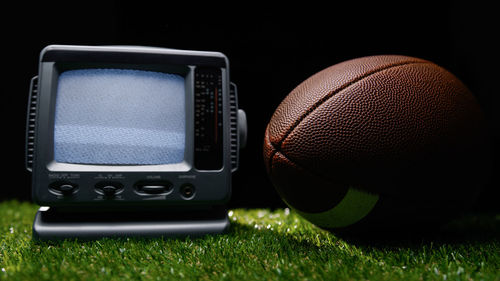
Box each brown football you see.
[263,55,489,233]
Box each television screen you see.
[54,68,186,165]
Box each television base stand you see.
[32,206,230,241]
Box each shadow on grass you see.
[327,212,499,248]
[228,212,499,252]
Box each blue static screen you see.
[54,69,186,165]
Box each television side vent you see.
[229,83,239,172]
[26,76,38,171]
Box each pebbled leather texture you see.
[264,55,489,217]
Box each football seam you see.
[268,60,429,179]
[268,130,341,187]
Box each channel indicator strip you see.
[194,68,223,170]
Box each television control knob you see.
[95,181,123,197]
[59,184,76,196]
[49,182,78,196]
[102,185,118,197]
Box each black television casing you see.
[26,45,246,240]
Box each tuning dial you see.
[95,181,123,198]
[49,182,78,196]
[101,185,118,197]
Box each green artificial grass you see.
[0,200,499,281]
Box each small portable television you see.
[26,45,247,240]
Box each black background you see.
[3,1,498,210]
